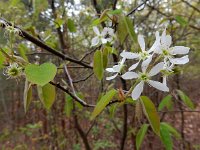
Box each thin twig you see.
[126,0,149,16]
[49,81,95,107]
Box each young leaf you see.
[37,83,56,110]
[160,123,173,150]
[177,90,195,110]
[0,50,5,69]
[140,96,160,136]
[158,95,173,111]
[107,9,122,15]
[91,89,117,120]
[136,124,149,150]
[175,16,188,26]
[18,44,29,62]
[23,80,32,113]
[99,9,109,22]
[93,50,104,80]
[117,17,128,43]
[55,18,65,28]
[102,47,109,69]
[25,63,57,86]
[67,19,76,32]
[123,16,137,42]
[161,122,181,139]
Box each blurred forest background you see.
[0,0,200,149]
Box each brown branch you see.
[50,0,68,52]
[126,0,149,16]
[0,18,92,69]
[74,113,91,150]
[73,73,94,83]
[49,81,95,107]
[112,0,118,10]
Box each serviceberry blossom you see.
[91,26,115,47]
[155,29,190,65]
[3,63,22,79]
[103,26,190,101]
[106,57,126,80]
[122,62,169,100]
[120,32,160,71]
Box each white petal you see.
[169,55,189,65]
[106,73,118,80]
[101,38,107,44]
[161,29,171,49]
[106,27,114,35]
[113,65,121,72]
[148,80,169,92]
[163,76,167,86]
[138,35,145,51]
[128,61,140,71]
[120,51,139,59]
[131,81,144,100]
[91,37,99,47]
[148,31,160,53]
[170,46,190,55]
[142,56,152,73]
[121,72,139,80]
[106,68,115,72]
[120,57,126,65]
[149,62,164,76]
[93,26,100,35]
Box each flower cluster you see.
[91,26,190,100]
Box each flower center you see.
[139,73,149,81]
[8,68,19,76]
[162,49,169,56]
[139,51,149,60]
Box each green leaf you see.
[109,103,118,118]
[161,122,181,139]
[136,124,149,150]
[160,123,173,150]
[102,47,109,69]
[91,89,117,120]
[64,93,74,117]
[99,9,109,22]
[177,90,195,110]
[117,17,128,44]
[93,50,104,80]
[25,63,57,86]
[18,44,29,62]
[107,9,122,15]
[175,16,188,26]
[67,19,76,32]
[158,95,173,111]
[140,96,160,136]
[123,16,137,42]
[0,50,5,69]
[37,83,56,110]
[55,18,65,28]
[23,80,32,113]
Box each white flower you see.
[122,62,169,100]
[155,29,190,65]
[91,26,115,47]
[120,32,160,71]
[106,57,126,80]
[3,63,22,79]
